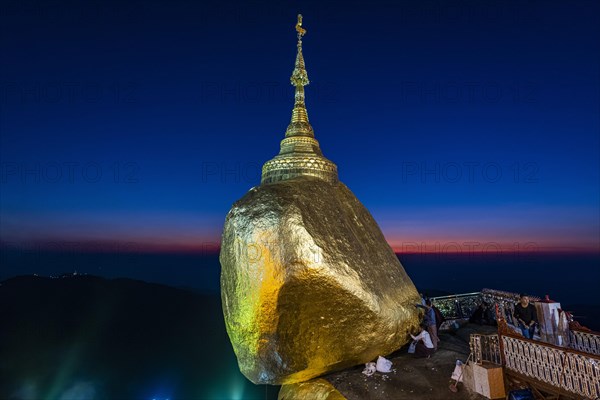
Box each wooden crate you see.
[464,362,506,399]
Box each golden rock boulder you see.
[278,378,346,400]
[220,177,421,384]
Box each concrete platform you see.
[322,324,498,400]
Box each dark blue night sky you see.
[1,0,599,256]
[1,3,600,399]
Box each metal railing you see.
[430,291,481,320]
[430,289,542,323]
[481,288,541,326]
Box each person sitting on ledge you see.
[513,293,538,339]
[469,302,486,324]
[411,323,436,358]
[470,301,495,325]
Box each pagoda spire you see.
[286,14,313,138]
[261,14,338,184]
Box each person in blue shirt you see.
[416,299,439,349]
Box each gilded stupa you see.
[220,15,421,386]
[261,14,338,185]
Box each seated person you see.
[513,293,538,339]
[410,323,435,358]
[470,303,486,324]
[483,303,497,326]
[470,302,495,325]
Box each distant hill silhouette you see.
[0,275,278,400]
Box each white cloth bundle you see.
[362,362,376,376]
[376,356,393,373]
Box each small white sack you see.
[451,360,464,382]
[408,341,417,354]
[376,356,393,373]
[362,362,376,376]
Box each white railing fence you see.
[500,333,600,399]
[569,328,600,356]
